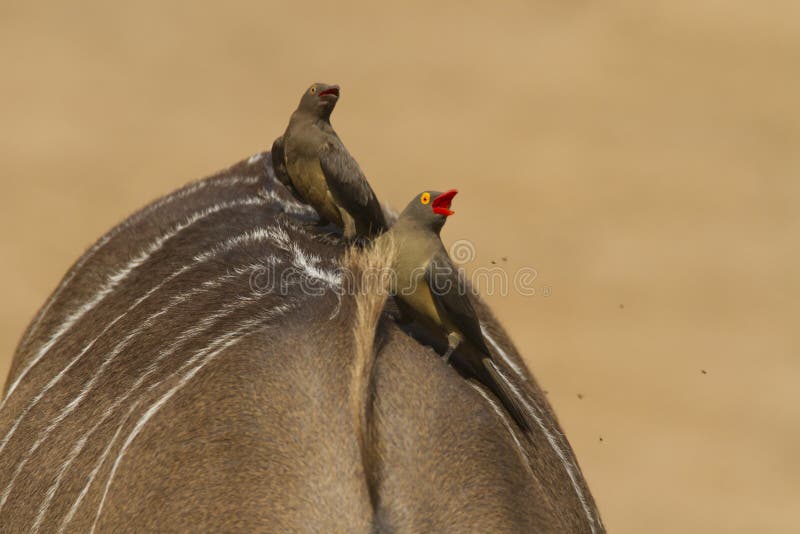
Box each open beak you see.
[319,85,340,100]
[432,189,458,216]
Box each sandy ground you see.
[1,1,798,531]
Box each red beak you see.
[432,189,458,216]
[319,86,340,98]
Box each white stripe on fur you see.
[468,382,531,476]
[30,434,88,532]
[480,324,529,381]
[486,360,597,533]
[0,200,272,455]
[17,175,259,356]
[30,274,245,528]
[57,398,141,533]
[89,308,290,533]
[56,296,292,532]
[2,196,267,407]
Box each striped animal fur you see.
[0,152,603,532]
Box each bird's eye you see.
[420,192,431,205]
[310,86,317,94]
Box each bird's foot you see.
[442,346,455,364]
[443,332,462,364]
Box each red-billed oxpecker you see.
[272,83,387,238]
[378,190,531,432]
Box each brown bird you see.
[269,135,294,193]
[272,83,387,238]
[379,190,530,432]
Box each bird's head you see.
[398,189,458,233]
[297,82,340,119]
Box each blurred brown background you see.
[1,1,798,531]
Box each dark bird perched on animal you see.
[272,83,387,238]
[377,190,531,432]
[270,136,294,194]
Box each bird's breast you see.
[286,159,335,212]
[393,254,448,333]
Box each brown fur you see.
[344,234,398,510]
[0,152,603,532]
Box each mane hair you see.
[343,234,398,508]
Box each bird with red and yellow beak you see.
[379,190,530,432]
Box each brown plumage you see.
[273,83,387,238]
[377,190,532,433]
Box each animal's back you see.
[0,153,603,532]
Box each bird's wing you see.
[270,136,293,189]
[319,139,387,233]
[426,252,532,432]
[424,251,490,354]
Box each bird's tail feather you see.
[480,358,532,433]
